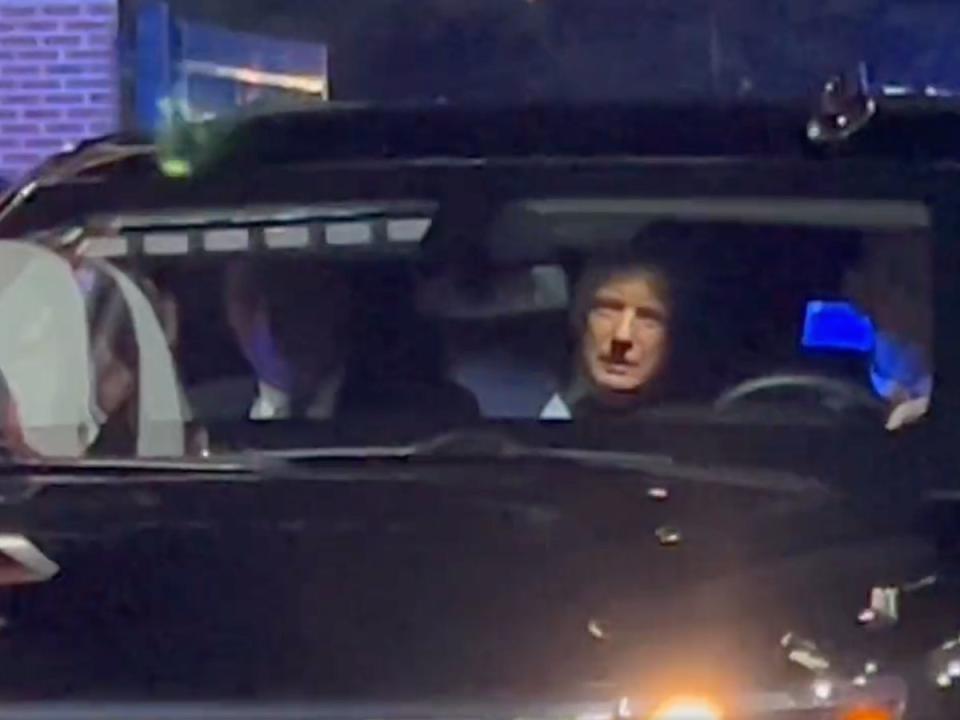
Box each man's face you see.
[582,271,669,394]
[225,262,348,393]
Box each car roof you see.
[166,97,960,167]
[13,97,960,183]
[0,100,950,244]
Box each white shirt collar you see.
[250,368,345,421]
[539,392,572,420]
[250,381,291,421]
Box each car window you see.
[0,201,934,459]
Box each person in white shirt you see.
[224,258,351,421]
[541,259,672,420]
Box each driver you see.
[541,258,672,419]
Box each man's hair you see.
[569,220,695,334]
[570,260,672,335]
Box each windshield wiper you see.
[259,430,828,496]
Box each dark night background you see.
[129,0,960,103]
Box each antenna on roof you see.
[807,61,877,145]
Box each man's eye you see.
[592,307,619,320]
[593,300,622,313]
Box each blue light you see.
[133,2,176,134]
[802,300,874,353]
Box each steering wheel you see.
[714,372,887,417]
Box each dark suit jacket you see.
[186,375,480,424]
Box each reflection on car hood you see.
[0,462,935,701]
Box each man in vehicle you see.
[194,257,479,424]
[220,257,352,420]
[541,258,672,419]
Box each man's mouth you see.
[599,357,638,375]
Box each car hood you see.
[0,467,936,702]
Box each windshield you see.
[116,0,960,133]
[0,197,933,460]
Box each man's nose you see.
[613,309,634,343]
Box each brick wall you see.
[0,0,118,184]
